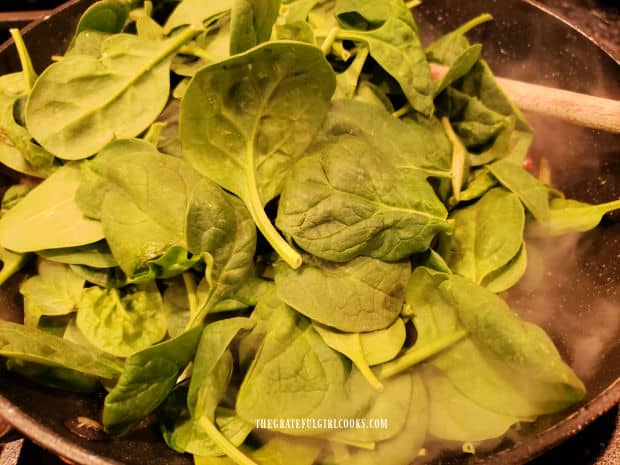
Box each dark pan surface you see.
[0,1,618,464]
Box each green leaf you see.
[458,168,497,203]
[0,245,28,286]
[164,0,231,34]
[274,255,410,332]
[489,159,550,221]
[76,282,168,357]
[438,188,525,284]
[334,0,415,30]
[528,197,620,237]
[276,135,451,262]
[0,320,122,379]
[481,242,527,293]
[426,13,492,65]
[230,0,281,54]
[180,41,335,269]
[0,164,104,253]
[423,365,525,442]
[20,260,84,326]
[337,18,433,115]
[26,27,199,159]
[66,30,111,57]
[37,241,117,268]
[360,317,406,366]
[0,73,56,177]
[74,0,130,36]
[332,371,428,465]
[433,43,482,96]
[236,302,376,427]
[6,358,99,393]
[313,323,383,391]
[103,325,203,432]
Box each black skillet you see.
[0,1,618,464]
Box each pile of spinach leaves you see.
[0,0,616,464]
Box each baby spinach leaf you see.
[426,13,492,65]
[274,255,410,332]
[360,317,406,366]
[319,100,452,175]
[481,242,527,293]
[458,168,497,203]
[73,0,130,36]
[438,188,524,284]
[236,302,376,426]
[528,197,620,237]
[230,0,281,54]
[334,47,368,99]
[26,27,199,160]
[433,43,482,96]
[37,241,117,269]
[334,0,415,30]
[76,282,168,357]
[282,0,322,24]
[489,159,550,221]
[0,164,105,253]
[0,320,122,379]
[313,323,383,391]
[66,30,111,57]
[1,184,33,214]
[6,358,99,393]
[276,135,451,262]
[164,0,231,34]
[180,41,335,269]
[70,264,131,289]
[423,365,525,442]
[212,277,273,313]
[433,275,586,417]
[327,371,412,444]
[186,188,257,327]
[333,371,428,465]
[0,243,28,286]
[103,325,203,432]
[0,73,56,177]
[20,260,85,327]
[336,18,433,115]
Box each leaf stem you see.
[198,416,259,465]
[405,0,421,9]
[392,103,412,119]
[441,117,467,202]
[321,27,340,56]
[376,329,468,380]
[144,0,153,17]
[9,29,37,91]
[182,272,198,317]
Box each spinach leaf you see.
[432,275,586,417]
[180,41,335,269]
[528,197,620,237]
[458,168,497,203]
[37,241,117,268]
[426,13,492,65]
[360,317,406,366]
[20,260,84,327]
[76,282,168,357]
[481,242,527,293]
[103,325,203,432]
[438,188,524,284]
[334,0,415,30]
[423,365,525,442]
[433,43,481,96]
[1,184,33,214]
[73,0,129,36]
[230,0,281,54]
[0,320,122,379]
[489,159,550,221]
[164,0,231,34]
[332,371,428,465]
[334,47,368,99]
[336,18,433,115]
[6,358,99,393]
[212,277,273,312]
[0,246,27,285]
[26,27,199,159]
[313,323,383,391]
[236,302,376,426]
[274,255,410,332]
[70,264,131,289]
[282,0,322,24]
[276,135,451,262]
[0,73,56,177]
[66,30,110,57]
[319,100,452,175]
[0,164,105,253]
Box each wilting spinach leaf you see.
[77,282,168,357]
[0,320,122,379]
[103,325,203,432]
[274,255,410,332]
[181,41,335,269]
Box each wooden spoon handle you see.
[430,63,620,133]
